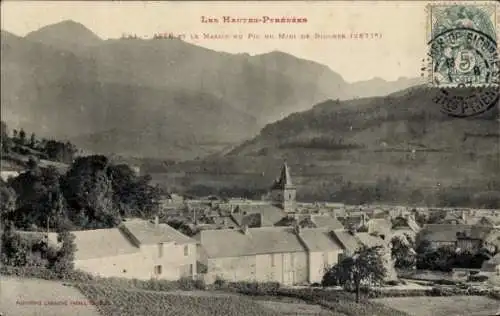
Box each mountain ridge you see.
[2,20,422,160]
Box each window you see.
[271,254,276,267]
[158,243,163,258]
[184,245,189,256]
[154,265,162,275]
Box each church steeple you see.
[271,161,293,190]
[270,161,296,212]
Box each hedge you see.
[366,286,500,299]
[0,265,206,292]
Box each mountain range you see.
[1,20,422,160]
[164,86,499,206]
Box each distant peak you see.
[25,20,102,44]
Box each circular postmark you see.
[429,28,499,87]
[428,28,499,117]
[431,86,499,117]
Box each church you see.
[226,162,300,228]
[269,161,297,213]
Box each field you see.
[74,283,283,316]
[372,296,500,316]
[0,276,100,316]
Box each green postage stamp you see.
[427,3,499,88]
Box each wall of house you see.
[206,255,256,283]
[255,252,307,284]
[75,243,197,280]
[204,252,308,285]
[308,250,343,284]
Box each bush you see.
[434,279,457,285]
[467,275,489,282]
[178,277,196,290]
[193,278,207,290]
[214,276,227,289]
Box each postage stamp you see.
[427,3,499,88]
[426,3,499,117]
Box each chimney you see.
[154,215,159,227]
[241,224,249,235]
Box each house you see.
[196,226,309,285]
[417,224,495,252]
[366,218,392,240]
[338,212,369,232]
[72,217,197,280]
[230,203,286,227]
[298,228,344,283]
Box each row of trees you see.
[415,241,492,271]
[2,154,162,231]
[1,121,77,164]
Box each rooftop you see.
[71,228,139,260]
[198,226,305,258]
[121,218,196,245]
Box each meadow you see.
[372,295,500,316]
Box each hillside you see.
[2,21,421,160]
[160,86,500,207]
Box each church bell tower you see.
[270,161,296,212]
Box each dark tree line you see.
[2,155,161,231]
[1,121,77,164]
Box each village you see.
[13,162,498,288]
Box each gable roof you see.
[232,204,286,227]
[121,219,196,245]
[311,215,344,230]
[198,227,305,258]
[355,233,386,248]
[72,228,139,260]
[331,230,362,253]
[299,228,343,252]
[367,218,392,236]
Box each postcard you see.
[1,1,499,316]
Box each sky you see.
[0,1,443,82]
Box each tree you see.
[43,140,76,164]
[9,166,66,230]
[1,121,11,153]
[18,128,26,146]
[29,133,37,149]
[0,221,29,266]
[322,246,387,303]
[49,227,76,276]
[0,180,17,221]
[62,155,118,228]
[391,234,416,269]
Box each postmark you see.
[426,3,499,117]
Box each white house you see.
[72,218,197,280]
